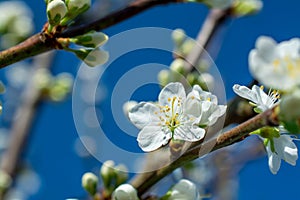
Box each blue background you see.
[1,0,300,199]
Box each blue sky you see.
[0,0,300,199]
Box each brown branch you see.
[0,52,54,199]
[0,0,185,68]
[184,8,231,71]
[131,106,279,196]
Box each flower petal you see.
[233,84,258,104]
[274,135,298,166]
[137,125,172,152]
[174,124,205,142]
[159,82,186,106]
[267,150,281,175]
[129,102,160,129]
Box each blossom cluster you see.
[46,0,109,67]
[233,36,300,174]
[128,82,226,152]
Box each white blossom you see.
[265,135,298,174]
[249,36,300,91]
[233,84,279,113]
[185,85,226,127]
[112,184,139,200]
[129,82,205,152]
[168,179,201,200]
[129,82,226,152]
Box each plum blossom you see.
[129,82,226,152]
[233,84,279,113]
[265,134,298,174]
[249,36,300,91]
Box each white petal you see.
[137,125,172,152]
[233,84,258,104]
[274,135,298,166]
[252,85,274,110]
[192,85,217,104]
[174,124,205,142]
[128,102,160,129]
[169,179,199,200]
[267,151,281,175]
[159,82,186,106]
[184,93,202,117]
[207,104,227,126]
[255,36,277,62]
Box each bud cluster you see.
[158,28,214,90]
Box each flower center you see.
[272,56,300,79]
[159,96,183,132]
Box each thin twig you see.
[0,0,184,68]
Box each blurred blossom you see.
[74,136,97,157]
[249,36,300,91]
[83,107,102,127]
[6,62,31,88]
[0,1,33,49]
[165,179,201,200]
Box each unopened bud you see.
[47,0,67,26]
[100,160,115,189]
[158,69,171,87]
[280,89,300,133]
[232,0,263,17]
[81,172,98,196]
[75,48,109,67]
[71,31,108,48]
[115,164,128,186]
[170,58,187,76]
[166,179,200,200]
[172,29,186,47]
[112,184,139,200]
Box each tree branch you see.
[0,52,54,199]
[0,0,184,68]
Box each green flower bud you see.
[49,73,74,102]
[71,31,108,48]
[158,69,171,87]
[170,58,187,76]
[47,0,67,26]
[0,170,12,191]
[61,0,91,25]
[251,127,280,139]
[114,164,128,186]
[74,48,109,67]
[180,39,195,56]
[172,29,186,47]
[112,184,139,200]
[232,0,263,17]
[280,89,300,133]
[197,73,214,90]
[81,172,98,196]
[66,0,91,13]
[100,160,115,189]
